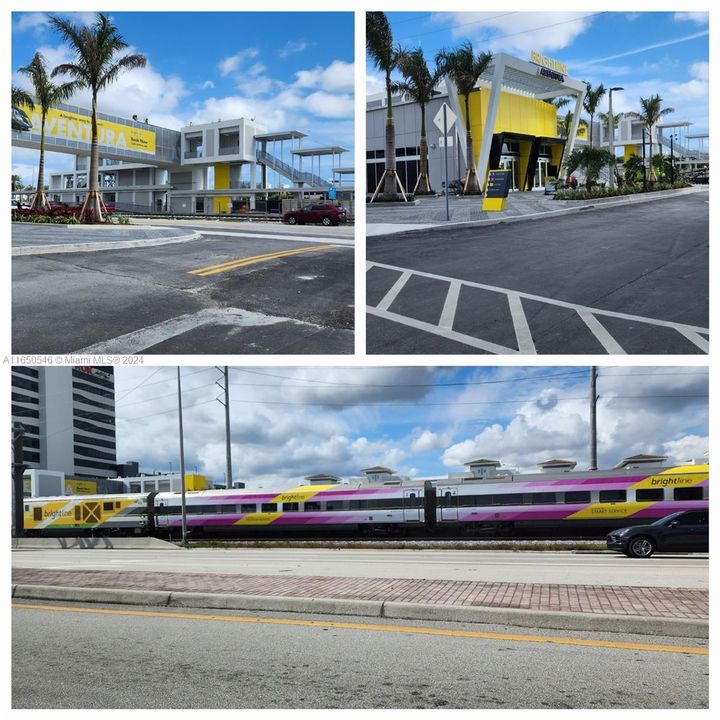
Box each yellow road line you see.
[188,245,335,277]
[12,603,707,656]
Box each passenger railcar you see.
[22,463,709,539]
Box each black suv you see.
[607,510,708,558]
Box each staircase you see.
[657,133,709,162]
[256,149,329,186]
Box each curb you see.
[368,185,707,238]
[11,584,708,639]
[12,231,202,256]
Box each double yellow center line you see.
[188,244,336,277]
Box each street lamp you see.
[607,87,623,190]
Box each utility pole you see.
[12,423,27,537]
[177,368,188,547]
[216,367,233,489]
[589,366,598,471]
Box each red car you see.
[283,203,346,226]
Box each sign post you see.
[433,103,457,222]
[482,169,512,212]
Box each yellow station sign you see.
[22,103,156,155]
[530,51,568,76]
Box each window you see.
[240,504,256,513]
[636,489,664,501]
[530,492,556,505]
[103,502,114,512]
[599,490,626,503]
[673,487,704,501]
[283,502,299,512]
[261,503,277,512]
[33,508,42,521]
[221,504,236,514]
[304,501,321,511]
[495,493,523,506]
[326,501,345,511]
[349,500,368,510]
[564,491,591,503]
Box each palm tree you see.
[49,13,146,222]
[11,85,33,108]
[435,42,492,195]
[367,12,402,202]
[557,111,588,139]
[17,53,79,212]
[625,95,675,182]
[582,82,605,146]
[394,47,442,195]
[11,84,34,131]
[545,96,571,111]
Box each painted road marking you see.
[367,261,709,354]
[72,307,320,355]
[197,230,354,247]
[13,603,707,656]
[189,245,336,277]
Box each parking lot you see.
[367,192,708,354]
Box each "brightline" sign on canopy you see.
[529,50,568,77]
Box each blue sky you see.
[367,11,709,144]
[12,11,354,185]
[114,366,709,488]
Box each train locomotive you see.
[22,461,709,540]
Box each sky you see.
[11,11,354,186]
[367,11,709,146]
[113,366,709,489]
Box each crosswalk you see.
[367,261,709,355]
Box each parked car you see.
[606,510,709,558]
[283,203,347,226]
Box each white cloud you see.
[674,12,709,25]
[366,69,385,97]
[295,60,354,93]
[303,91,354,118]
[279,40,311,58]
[411,430,452,454]
[202,80,215,90]
[430,12,595,56]
[662,435,708,464]
[217,48,259,77]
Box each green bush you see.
[554,180,691,201]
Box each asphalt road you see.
[366,192,709,354]
[11,547,709,588]
[12,600,708,708]
[12,222,354,354]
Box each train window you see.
[530,493,556,504]
[261,503,277,512]
[673,487,703,501]
[636,489,664,501]
[438,492,456,508]
[349,500,368,510]
[326,501,345,511]
[599,490,626,503]
[33,507,42,521]
[563,491,590,503]
[220,504,236,513]
[368,498,403,510]
[304,502,321,511]
[240,504,256,513]
[494,493,523,506]
[283,502,299,512]
[103,502,114,512]
[405,493,418,507]
[115,502,121,509]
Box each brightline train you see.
[22,462,709,539]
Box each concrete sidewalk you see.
[11,567,707,639]
[366,185,707,237]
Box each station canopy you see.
[254,130,307,141]
[293,146,348,156]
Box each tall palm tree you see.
[367,12,402,202]
[435,41,492,195]
[394,47,442,195]
[597,111,623,141]
[11,85,34,131]
[11,85,34,108]
[49,13,146,222]
[582,82,606,146]
[17,53,79,212]
[626,94,675,182]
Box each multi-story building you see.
[11,366,117,480]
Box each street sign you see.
[433,103,456,133]
[482,169,512,212]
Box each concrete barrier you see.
[13,584,171,607]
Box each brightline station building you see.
[12,101,354,215]
[368,51,588,195]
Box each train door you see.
[403,490,420,522]
[440,488,458,521]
